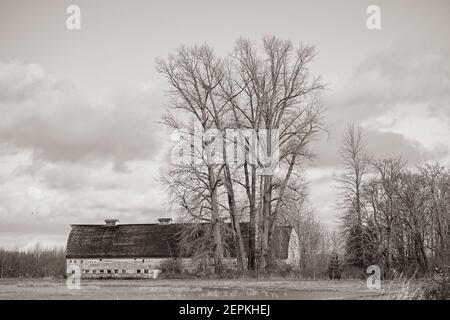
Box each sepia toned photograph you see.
[0,0,449,305]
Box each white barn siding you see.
[285,229,300,267]
[66,257,240,278]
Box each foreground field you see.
[0,278,413,300]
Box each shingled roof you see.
[66,222,293,259]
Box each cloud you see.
[313,127,447,168]
[312,44,450,168]
[0,60,173,249]
[0,152,171,249]
[306,43,450,227]
[324,45,450,125]
[0,60,167,166]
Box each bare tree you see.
[419,163,450,269]
[336,125,369,226]
[335,125,370,267]
[281,185,332,278]
[157,48,227,274]
[227,37,324,269]
[336,125,450,278]
[369,157,406,273]
[158,37,324,272]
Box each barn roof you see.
[66,222,292,259]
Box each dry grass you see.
[1,277,442,300]
[378,274,427,300]
[0,278,384,300]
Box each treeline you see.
[337,125,450,278]
[0,245,66,278]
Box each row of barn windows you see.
[68,259,148,263]
[71,269,152,274]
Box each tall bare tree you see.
[158,37,324,272]
[419,163,450,269]
[157,47,227,274]
[335,125,370,267]
[369,157,406,273]
[227,37,324,269]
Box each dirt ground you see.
[0,278,408,300]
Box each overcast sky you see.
[0,0,449,249]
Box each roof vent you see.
[158,218,172,225]
[105,219,119,226]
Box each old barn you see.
[66,219,299,278]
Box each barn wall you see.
[66,258,169,279]
[286,229,300,267]
[66,257,238,278]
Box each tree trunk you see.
[224,166,246,272]
[259,174,272,270]
[244,162,257,270]
[221,130,246,272]
[208,166,224,275]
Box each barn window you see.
[137,269,141,274]
[144,269,148,274]
[93,270,96,274]
[69,259,72,263]
[73,260,76,263]
[71,270,75,274]
[80,260,83,264]
[114,270,118,274]
[100,270,104,274]
[122,270,126,274]
[142,259,145,262]
[99,259,102,261]
[107,270,111,274]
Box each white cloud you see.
[0,61,172,248]
[0,60,167,165]
[307,44,450,228]
[313,44,450,168]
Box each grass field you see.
[0,278,413,300]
